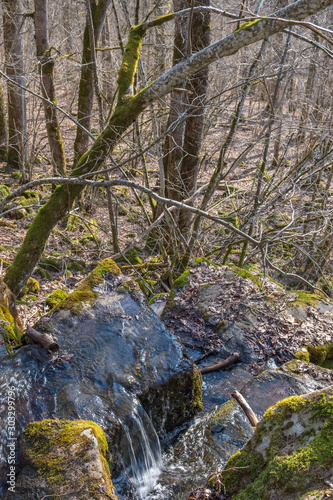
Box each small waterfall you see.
[123,402,162,498]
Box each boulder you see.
[220,385,333,499]
[150,360,333,498]
[0,259,202,496]
[4,419,117,500]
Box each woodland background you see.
[0,0,333,321]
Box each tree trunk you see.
[178,0,210,236]
[73,0,110,164]
[162,0,188,204]
[2,0,27,174]
[34,0,66,176]
[0,83,7,161]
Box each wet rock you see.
[4,419,117,500]
[219,385,333,499]
[147,360,333,499]
[0,260,202,496]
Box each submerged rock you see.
[5,419,117,500]
[219,385,333,499]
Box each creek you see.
[1,275,332,500]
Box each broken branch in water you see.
[199,353,240,374]
[231,389,258,426]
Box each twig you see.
[231,390,258,426]
[200,353,240,374]
[121,461,135,500]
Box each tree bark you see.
[73,0,111,163]
[33,0,66,176]
[178,0,211,236]
[2,0,27,173]
[0,83,8,161]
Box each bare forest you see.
[0,0,333,317]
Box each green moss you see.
[235,18,264,33]
[0,184,10,199]
[45,289,69,309]
[294,343,333,368]
[68,260,86,272]
[36,267,52,280]
[221,389,333,499]
[23,419,116,499]
[295,349,310,363]
[116,247,143,266]
[148,293,167,306]
[78,258,121,291]
[229,264,262,289]
[52,259,121,315]
[263,395,306,423]
[0,304,22,352]
[0,258,10,268]
[193,256,217,267]
[117,24,146,100]
[162,269,191,314]
[20,277,40,297]
[40,257,62,272]
[55,290,97,315]
[11,171,21,179]
[288,291,319,307]
[136,278,157,297]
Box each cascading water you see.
[0,276,199,499]
[122,404,162,498]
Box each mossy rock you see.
[148,293,167,306]
[162,269,191,314]
[39,257,63,272]
[53,259,121,315]
[36,267,52,281]
[68,260,86,272]
[136,278,157,297]
[0,184,10,199]
[17,419,117,500]
[219,386,333,499]
[115,247,143,266]
[45,289,69,309]
[19,277,40,298]
[296,343,333,369]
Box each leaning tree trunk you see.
[73,0,110,164]
[33,0,66,176]
[2,0,27,174]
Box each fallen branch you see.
[25,325,59,353]
[200,352,240,374]
[231,389,258,426]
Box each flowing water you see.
[0,279,196,499]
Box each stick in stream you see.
[25,325,59,353]
[199,352,240,374]
[231,389,258,427]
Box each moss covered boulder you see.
[218,385,333,499]
[5,419,117,500]
[0,279,23,352]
